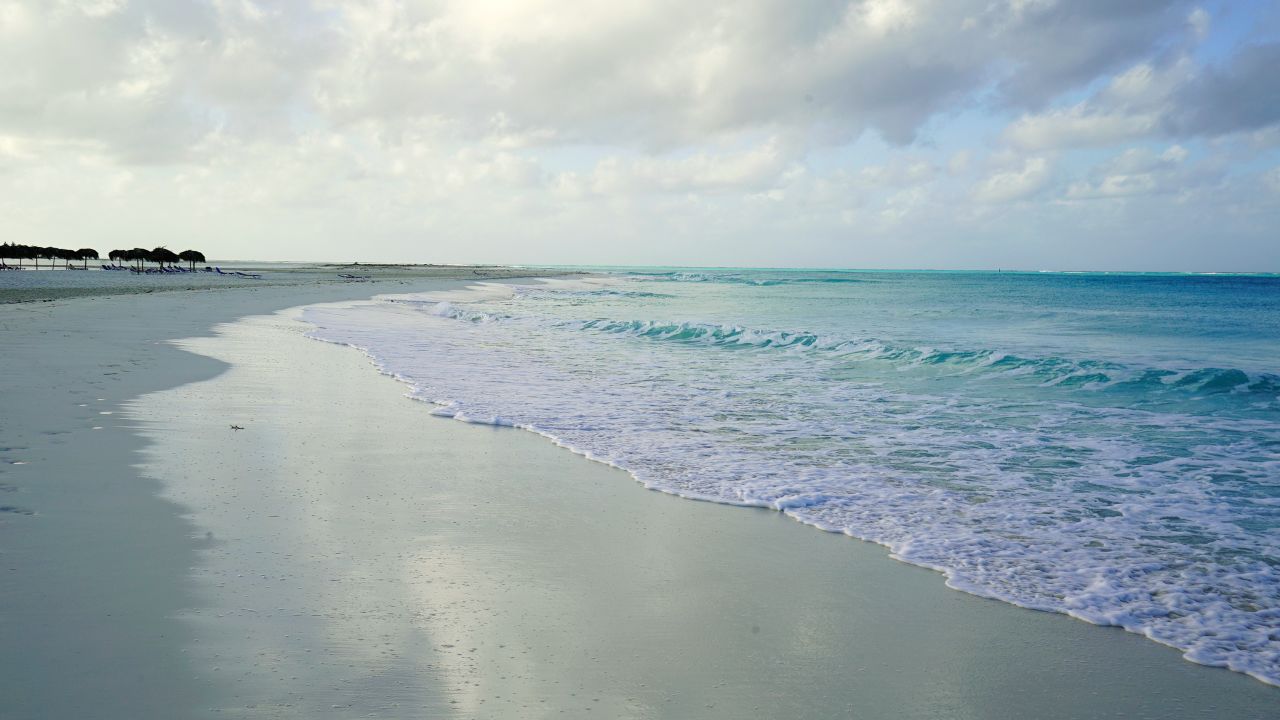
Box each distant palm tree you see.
[178,249,206,271]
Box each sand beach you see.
[0,270,541,717]
[2,272,1276,719]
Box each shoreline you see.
[304,280,1280,690]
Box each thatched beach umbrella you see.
[37,246,59,269]
[42,247,71,268]
[178,249,205,271]
[129,247,150,269]
[76,248,98,268]
[151,247,180,268]
[12,244,34,267]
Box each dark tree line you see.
[1,244,206,270]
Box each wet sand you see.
[0,277,519,718]
[110,306,1279,719]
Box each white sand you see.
[110,306,1278,719]
[0,279,501,718]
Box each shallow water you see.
[303,269,1280,685]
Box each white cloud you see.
[1065,173,1157,200]
[1187,7,1210,41]
[1062,144,1210,201]
[857,157,938,187]
[999,40,1280,152]
[1265,166,1280,195]
[63,0,126,19]
[860,0,919,35]
[973,157,1051,203]
[1005,104,1159,150]
[587,136,799,195]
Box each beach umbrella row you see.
[0,243,99,269]
[0,243,207,270]
[107,247,206,270]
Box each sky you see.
[2,0,1278,270]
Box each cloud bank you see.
[1,0,1277,269]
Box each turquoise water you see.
[304,269,1280,685]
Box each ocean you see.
[302,268,1280,685]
